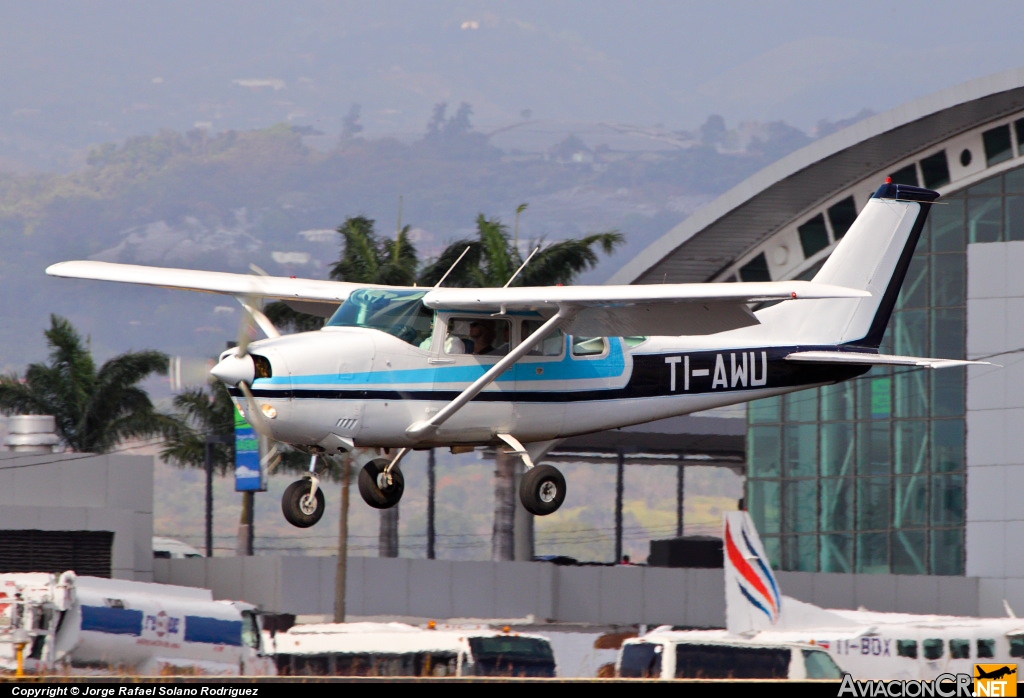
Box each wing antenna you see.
[503,246,540,288]
[433,246,471,288]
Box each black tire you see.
[519,464,566,516]
[281,479,326,528]
[358,459,405,509]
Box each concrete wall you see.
[155,555,983,624]
[966,241,1024,614]
[0,451,154,580]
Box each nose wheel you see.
[358,458,405,509]
[519,464,566,516]
[282,479,326,528]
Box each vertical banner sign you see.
[234,406,266,492]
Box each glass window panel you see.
[748,479,781,534]
[889,164,919,186]
[820,423,854,477]
[820,533,852,573]
[931,419,964,472]
[931,474,965,526]
[983,125,1013,166]
[891,529,927,575]
[931,255,965,308]
[967,196,1002,244]
[1005,166,1024,192]
[893,476,928,528]
[978,639,996,659]
[893,371,929,419]
[856,532,889,574]
[856,477,891,530]
[820,383,854,422]
[920,150,951,190]
[949,639,970,659]
[1005,195,1024,241]
[749,395,780,423]
[932,308,964,360]
[856,415,888,474]
[782,534,818,572]
[858,374,892,420]
[930,528,964,575]
[740,252,771,281]
[749,426,781,477]
[896,257,928,310]
[783,424,818,477]
[931,368,965,418]
[968,177,1002,196]
[761,535,782,569]
[930,196,964,253]
[893,420,928,473]
[783,479,817,534]
[784,390,818,423]
[820,478,852,532]
[893,309,927,357]
[827,197,858,239]
[798,214,830,257]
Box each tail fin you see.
[723,511,865,634]
[758,182,939,348]
[723,511,783,634]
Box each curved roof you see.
[610,67,1024,285]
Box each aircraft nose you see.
[210,352,255,387]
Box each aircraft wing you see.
[424,281,870,336]
[45,261,367,315]
[785,350,994,369]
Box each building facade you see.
[613,69,1024,600]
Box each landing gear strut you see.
[518,464,566,516]
[358,451,407,509]
[282,452,326,528]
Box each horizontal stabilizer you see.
[785,350,994,369]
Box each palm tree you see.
[0,314,176,453]
[421,212,623,561]
[265,215,418,332]
[160,382,236,473]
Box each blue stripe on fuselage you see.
[258,337,627,388]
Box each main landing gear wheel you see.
[519,464,566,516]
[282,480,326,528]
[358,459,405,509]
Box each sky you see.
[4,0,1024,166]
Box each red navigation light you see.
[885,177,892,184]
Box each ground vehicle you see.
[0,571,275,675]
[152,536,203,559]
[617,628,843,680]
[270,622,557,677]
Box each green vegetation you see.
[0,314,176,453]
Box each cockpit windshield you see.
[325,289,434,346]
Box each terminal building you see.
[611,67,1024,609]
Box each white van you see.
[152,536,203,559]
[617,628,843,680]
[270,622,557,677]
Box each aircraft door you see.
[512,318,566,438]
[430,316,514,440]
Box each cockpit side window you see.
[522,320,564,357]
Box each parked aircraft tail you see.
[723,511,859,634]
[757,182,940,348]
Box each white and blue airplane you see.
[716,510,1024,681]
[47,181,983,527]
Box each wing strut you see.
[405,307,575,440]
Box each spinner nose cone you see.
[210,352,255,387]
